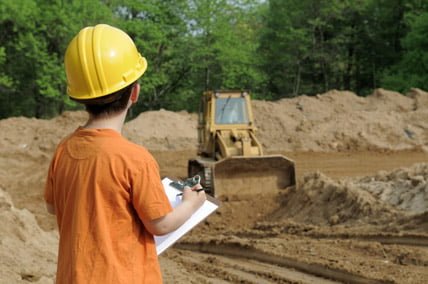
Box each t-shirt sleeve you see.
[131,156,172,222]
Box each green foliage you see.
[177,0,265,106]
[111,0,195,112]
[110,0,265,116]
[0,0,114,118]
[0,0,427,118]
[382,12,428,92]
[258,0,428,98]
[259,0,311,97]
[0,47,12,88]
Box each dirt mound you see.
[355,163,428,214]
[408,88,428,110]
[0,111,88,155]
[253,88,428,152]
[0,111,89,231]
[123,109,198,151]
[269,163,428,228]
[121,88,427,153]
[270,171,402,226]
[0,188,57,284]
[1,88,427,155]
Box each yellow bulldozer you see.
[188,90,296,198]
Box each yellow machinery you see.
[188,90,296,197]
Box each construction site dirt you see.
[1,88,427,283]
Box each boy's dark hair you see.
[82,82,136,117]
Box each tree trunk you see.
[293,63,301,96]
[205,66,210,90]
[34,91,44,118]
[344,45,354,90]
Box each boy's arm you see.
[142,186,206,236]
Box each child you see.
[45,24,206,284]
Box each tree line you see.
[0,0,427,119]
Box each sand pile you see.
[0,188,57,284]
[124,88,428,153]
[1,88,426,154]
[271,172,402,226]
[270,163,428,228]
[0,112,90,231]
[123,109,198,151]
[355,163,428,214]
[122,88,428,152]
[253,88,428,152]
[0,111,88,156]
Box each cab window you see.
[215,97,248,124]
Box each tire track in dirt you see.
[239,223,428,247]
[302,234,428,247]
[176,243,390,284]
[170,249,340,284]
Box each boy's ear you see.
[130,83,140,103]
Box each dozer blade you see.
[212,155,295,197]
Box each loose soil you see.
[1,88,428,283]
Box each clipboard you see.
[154,177,220,255]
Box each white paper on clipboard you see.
[154,177,219,255]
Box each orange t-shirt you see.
[45,128,172,284]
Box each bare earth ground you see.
[1,88,428,283]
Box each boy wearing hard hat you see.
[44,24,206,284]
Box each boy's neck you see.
[83,110,127,133]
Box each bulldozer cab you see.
[197,91,262,159]
[190,90,296,197]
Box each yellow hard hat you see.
[65,24,147,101]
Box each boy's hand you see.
[181,184,206,210]
[146,182,207,236]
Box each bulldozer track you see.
[176,243,390,284]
